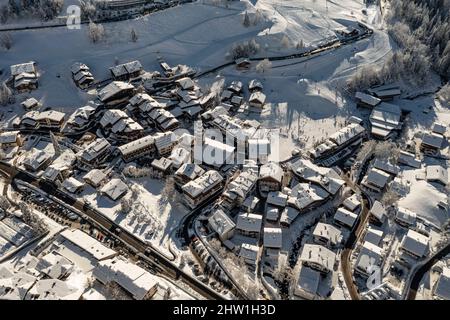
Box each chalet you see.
[342,194,361,212]
[21,97,40,110]
[235,58,251,70]
[355,241,383,277]
[294,266,321,300]
[300,244,336,274]
[221,89,234,102]
[263,227,282,250]
[373,158,400,176]
[62,177,85,194]
[369,200,387,225]
[400,229,429,260]
[334,207,358,230]
[207,209,235,241]
[181,170,224,209]
[239,243,259,265]
[420,131,445,154]
[0,131,23,149]
[118,135,155,162]
[63,105,97,132]
[361,167,391,192]
[154,131,176,157]
[10,61,38,92]
[98,81,135,107]
[71,62,94,89]
[93,257,158,300]
[266,191,288,208]
[176,77,195,91]
[249,91,266,108]
[36,111,66,130]
[100,109,144,141]
[364,226,384,246]
[368,84,401,101]
[426,165,448,186]
[248,79,263,92]
[83,169,107,188]
[433,267,450,300]
[174,163,205,187]
[100,178,129,201]
[287,183,328,213]
[151,157,173,176]
[221,170,258,210]
[148,108,180,131]
[266,206,279,222]
[77,138,112,167]
[355,92,381,108]
[22,149,52,172]
[395,207,417,227]
[280,206,300,227]
[258,162,283,195]
[237,196,258,214]
[369,102,402,139]
[169,147,191,169]
[236,213,263,237]
[397,151,421,169]
[312,223,342,248]
[109,60,143,81]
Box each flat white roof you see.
[60,229,117,261]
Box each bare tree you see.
[0,82,13,106]
[242,11,251,27]
[130,28,138,42]
[256,58,272,73]
[0,33,12,50]
[104,281,128,300]
[88,20,105,43]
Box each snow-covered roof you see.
[98,81,134,102]
[0,131,20,145]
[23,149,52,171]
[365,167,391,189]
[93,257,159,300]
[355,91,381,107]
[176,77,195,90]
[100,109,128,127]
[154,131,176,152]
[263,227,282,249]
[223,170,258,201]
[401,229,429,258]
[329,123,365,146]
[248,79,263,91]
[395,207,417,226]
[83,169,107,187]
[118,135,155,157]
[288,183,328,211]
[266,191,288,207]
[342,194,361,211]
[175,163,205,181]
[62,177,84,193]
[296,266,320,296]
[60,229,116,261]
[369,102,402,137]
[249,91,266,105]
[434,267,450,300]
[259,162,283,183]
[100,178,129,201]
[228,80,243,93]
[432,123,447,135]
[110,60,143,77]
[364,226,384,246]
[373,158,400,175]
[236,213,262,233]
[27,279,80,300]
[207,209,235,238]
[356,241,383,274]
[300,244,336,273]
[151,157,173,171]
[369,200,386,222]
[421,132,444,149]
[313,222,342,246]
[239,243,259,263]
[426,165,448,185]
[280,206,300,226]
[398,151,421,169]
[10,61,36,76]
[334,207,358,228]
[78,138,111,163]
[35,252,74,279]
[182,170,223,198]
[242,195,260,211]
[21,97,39,109]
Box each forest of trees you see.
[0,0,64,24]
[349,0,450,92]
